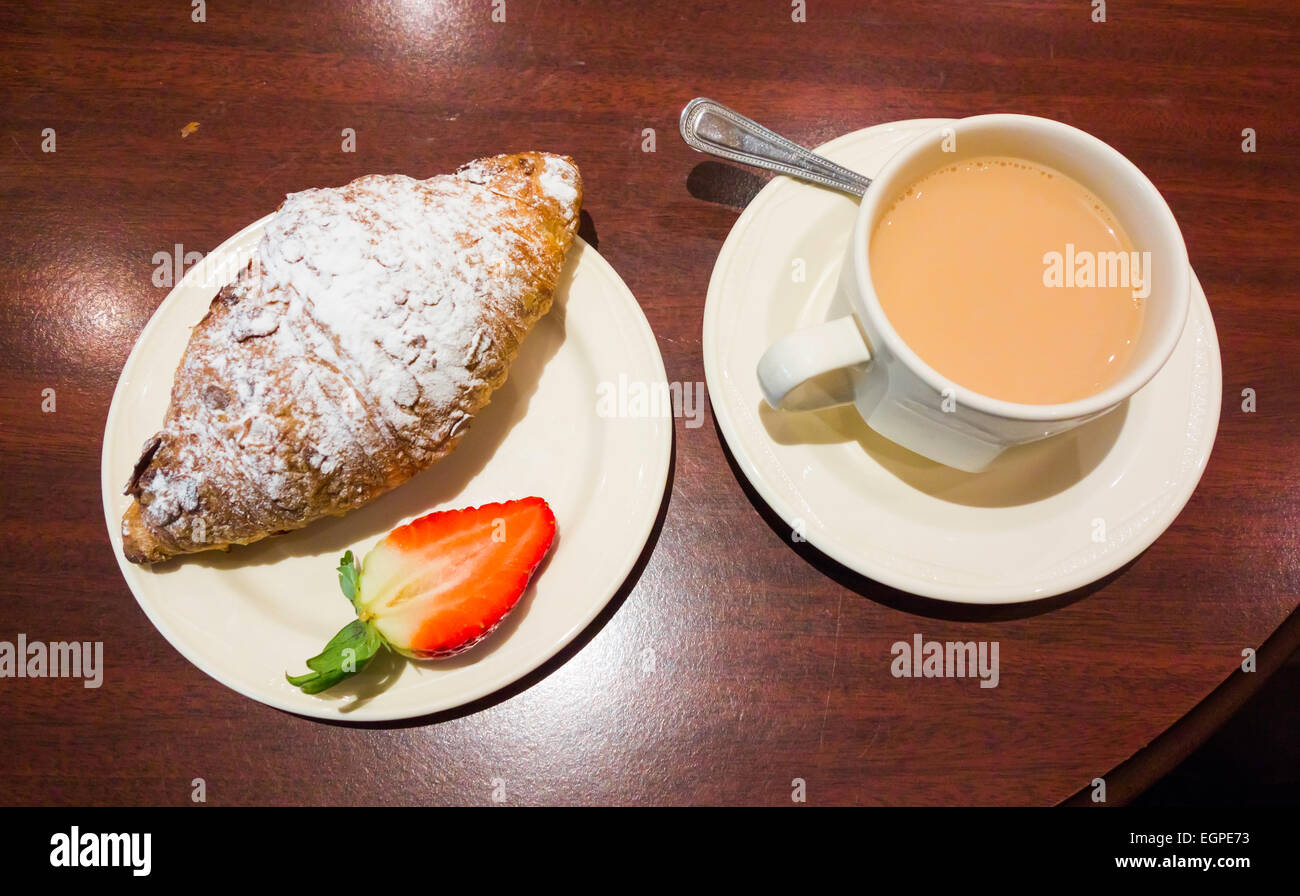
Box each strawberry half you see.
[287,497,556,694]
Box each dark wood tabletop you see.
[2,1,1297,806]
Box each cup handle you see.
[757,315,873,410]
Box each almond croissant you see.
[121,152,582,563]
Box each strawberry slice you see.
[287,498,556,694]
[362,497,557,658]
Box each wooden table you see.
[2,1,1296,806]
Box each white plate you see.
[103,218,671,720]
[703,119,1221,605]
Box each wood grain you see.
[0,0,1296,805]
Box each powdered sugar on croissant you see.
[122,153,582,563]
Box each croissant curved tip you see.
[455,152,582,235]
[121,502,167,564]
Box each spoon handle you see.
[679,97,872,198]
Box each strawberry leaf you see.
[338,550,362,613]
[286,618,384,695]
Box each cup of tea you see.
[756,114,1190,472]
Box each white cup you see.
[756,114,1191,472]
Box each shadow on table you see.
[578,208,598,250]
[715,417,1138,622]
[686,160,770,209]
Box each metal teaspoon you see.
[679,97,872,197]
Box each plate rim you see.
[101,221,672,721]
[701,118,1223,605]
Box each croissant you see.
[121,152,583,563]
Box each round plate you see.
[703,119,1221,604]
[103,218,671,721]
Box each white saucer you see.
[702,119,1221,605]
[103,217,671,721]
